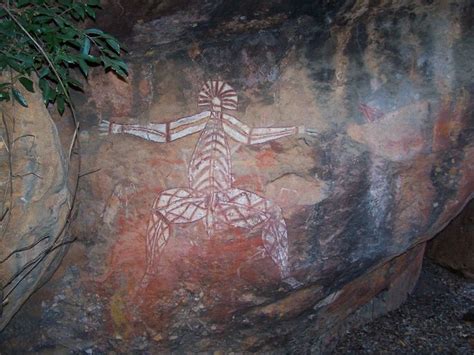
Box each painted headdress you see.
[198,80,238,111]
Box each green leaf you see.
[81,37,91,56]
[17,0,33,8]
[115,60,128,72]
[59,54,75,65]
[54,65,67,79]
[73,4,86,20]
[106,38,121,54]
[15,54,34,68]
[85,6,96,19]
[1,1,126,112]
[67,77,83,90]
[85,28,104,35]
[81,54,100,63]
[57,95,65,115]
[58,27,77,40]
[12,88,28,107]
[19,77,34,93]
[100,47,120,59]
[109,59,128,78]
[101,56,112,69]
[6,58,23,72]
[0,91,10,102]
[78,58,89,77]
[38,67,49,78]
[39,78,53,104]
[54,16,66,28]
[113,67,127,78]
[36,8,56,17]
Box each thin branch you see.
[79,167,101,178]
[0,235,50,264]
[0,135,9,153]
[0,207,9,223]
[12,134,35,144]
[68,123,78,162]
[3,236,77,299]
[0,112,14,240]
[12,171,43,180]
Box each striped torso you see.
[188,111,232,194]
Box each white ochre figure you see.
[100,80,317,288]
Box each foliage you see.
[0,0,127,114]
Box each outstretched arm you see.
[99,111,210,142]
[222,113,316,144]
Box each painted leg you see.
[212,188,293,282]
[140,188,207,288]
[261,204,290,278]
[259,203,302,288]
[141,209,170,287]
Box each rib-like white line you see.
[223,125,248,143]
[223,114,251,133]
[170,111,210,128]
[172,122,207,140]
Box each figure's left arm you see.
[222,113,317,144]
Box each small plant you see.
[0,0,127,114]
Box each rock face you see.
[427,199,474,279]
[1,0,473,352]
[0,80,72,331]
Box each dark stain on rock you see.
[453,3,474,90]
[195,30,289,96]
[428,149,466,227]
[308,131,338,181]
[369,0,381,7]
[207,0,264,22]
[375,17,404,68]
[305,138,366,256]
[344,21,371,124]
[94,0,191,40]
[344,22,369,56]
[289,0,356,23]
[204,0,356,29]
[305,135,397,284]
[304,22,338,101]
[313,68,335,83]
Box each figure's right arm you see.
[99,120,167,142]
[99,111,210,143]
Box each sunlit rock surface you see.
[0,0,472,352]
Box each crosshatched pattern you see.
[101,80,305,286]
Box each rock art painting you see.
[359,103,385,123]
[100,80,317,287]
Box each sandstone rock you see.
[347,101,430,161]
[0,78,72,330]
[1,0,473,352]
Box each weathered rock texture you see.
[427,199,474,279]
[0,80,72,331]
[1,0,473,352]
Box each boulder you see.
[0,0,472,352]
[0,78,73,331]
